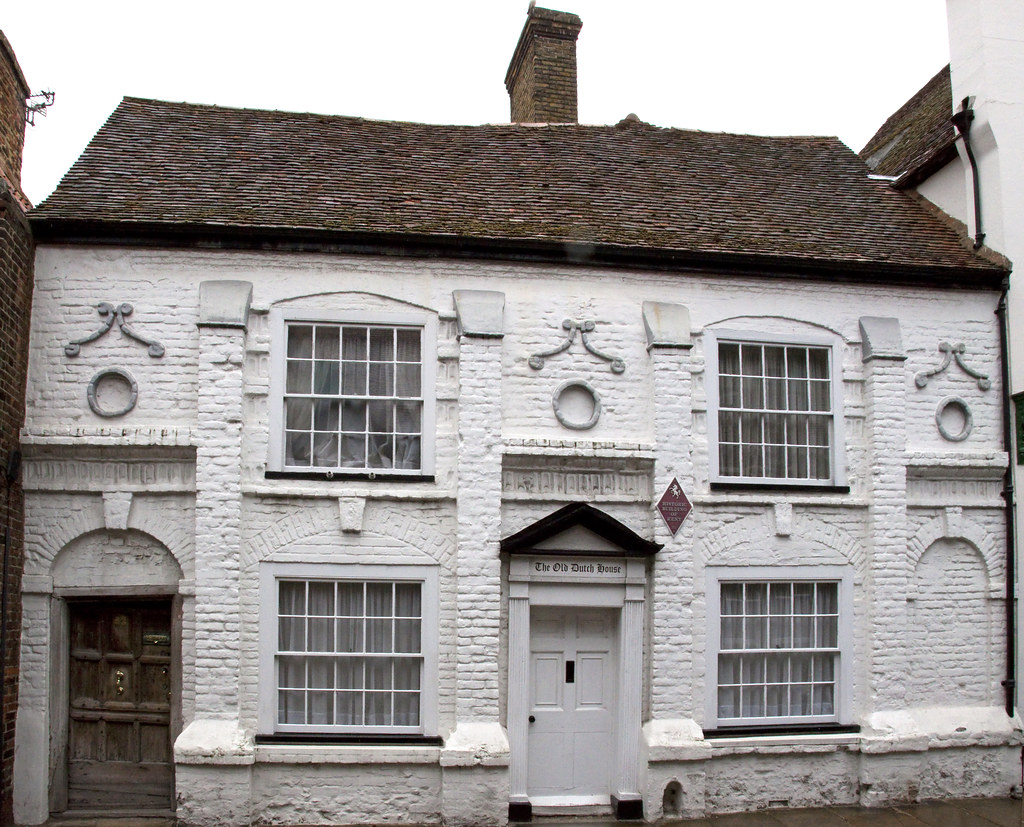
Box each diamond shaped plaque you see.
[657,477,692,535]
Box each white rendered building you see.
[14,6,1022,824]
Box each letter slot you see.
[566,660,575,683]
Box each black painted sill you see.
[256,733,444,746]
[265,470,435,483]
[703,723,860,739]
[710,481,851,494]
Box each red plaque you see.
[657,478,692,535]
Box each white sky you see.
[4,1,951,206]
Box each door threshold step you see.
[530,804,615,817]
[47,811,176,826]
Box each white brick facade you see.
[13,245,1020,824]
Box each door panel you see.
[527,607,616,803]
[67,600,174,810]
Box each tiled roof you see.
[860,66,956,182]
[32,96,1000,279]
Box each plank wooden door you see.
[68,599,174,810]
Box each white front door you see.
[527,607,616,804]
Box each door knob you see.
[529,715,535,723]
[114,669,126,695]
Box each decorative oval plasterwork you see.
[935,395,973,442]
[87,368,139,417]
[552,379,601,430]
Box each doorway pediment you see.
[501,502,661,557]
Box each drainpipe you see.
[997,282,1017,717]
[951,97,986,250]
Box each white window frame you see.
[705,565,853,729]
[706,329,846,487]
[258,562,439,736]
[268,308,437,476]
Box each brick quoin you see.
[0,29,31,827]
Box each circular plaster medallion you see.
[87,368,139,417]
[935,396,972,442]
[552,379,601,430]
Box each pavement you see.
[29,798,1024,826]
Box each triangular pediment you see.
[501,502,661,557]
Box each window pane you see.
[396,364,421,398]
[741,344,763,376]
[394,659,421,691]
[279,658,306,696]
[719,443,740,476]
[288,326,314,358]
[742,376,763,408]
[808,348,829,379]
[787,348,808,378]
[744,616,767,649]
[342,327,367,360]
[745,584,767,614]
[341,400,367,431]
[312,433,339,467]
[396,328,421,362]
[794,584,815,613]
[314,327,340,360]
[336,692,362,726]
[342,361,367,395]
[764,346,786,377]
[720,376,741,408]
[742,686,765,717]
[369,362,394,396]
[718,654,741,684]
[286,360,311,395]
[369,328,394,361]
[280,582,306,615]
[721,617,743,650]
[719,343,740,374]
[340,435,366,467]
[718,686,740,718]
[721,584,744,614]
[394,692,420,726]
[313,400,340,431]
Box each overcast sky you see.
[4,1,950,206]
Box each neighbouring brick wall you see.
[0,166,31,827]
[0,36,30,821]
[0,32,29,197]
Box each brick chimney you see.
[0,32,29,200]
[505,5,583,124]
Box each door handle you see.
[114,669,126,696]
[565,660,575,684]
[529,715,536,723]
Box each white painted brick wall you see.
[16,244,1016,824]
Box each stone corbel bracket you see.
[529,319,625,373]
[65,302,165,358]
[915,341,990,391]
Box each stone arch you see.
[909,509,1002,588]
[51,527,183,591]
[243,500,456,572]
[272,290,437,316]
[699,511,862,574]
[26,492,194,579]
[702,314,847,342]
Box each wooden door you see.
[68,599,174,810]
[527,607,615,804]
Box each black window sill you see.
[703,723,860,739]
[710,481,851,494]
[265,471,435,483]
[256,733,444,746]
